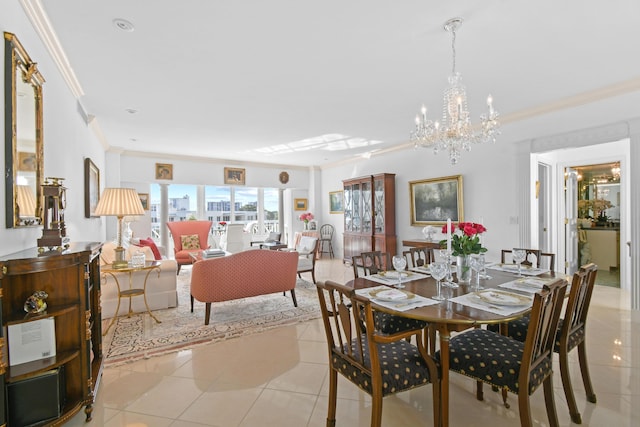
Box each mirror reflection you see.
[4,32,44,227]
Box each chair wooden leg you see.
[578,341,597,403]
[291,289,298,307]
[327,369,338,427]
[559,347,582,424]
[371,392,383,427]
[204,302,211,325]
[311,271,316,283]
[518,391,533,427]
[543,375,560,427]
[501,387,510,408]
[190,294,194,313]
[176,264,181,274]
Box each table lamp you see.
[94,188,145,269]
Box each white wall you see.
[1,2,105,256]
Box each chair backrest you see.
[166,220,212,253]
[320,224,334,239]
[220,223,245,253]
[296,236,317,254]
[360,251,391,274]
[501,248,541,266]
[520,278,567,389]
[539,252,556,271]
[404,247,434,267]
[560,263,598,344]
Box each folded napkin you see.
[375,289,406,300]
[364,271,427,285]
[355,285,440,312]
[449,292,532,316]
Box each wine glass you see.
[469,254,484,291]
[438,249,458,289]
[478,253,492,279]
[392,256,407,289]
[512,248,527,277]
[429,261,448,301]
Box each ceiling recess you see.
[113,18,135,32]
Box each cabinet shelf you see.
[4,304,77,326]
[7,350,80,382]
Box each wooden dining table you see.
[346,268,559,427]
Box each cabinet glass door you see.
[344,184,353,232]
[374,178,385,234]
[362,180,372,234]
[352,183,361,232]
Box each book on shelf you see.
[8,317,56,366]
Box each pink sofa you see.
[190,249,299,325]
[166,220,213,273]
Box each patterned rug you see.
[102,269,321,366]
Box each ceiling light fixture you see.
[410,17,500,165]
[113,18,135,32]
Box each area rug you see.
[102,270,321,366]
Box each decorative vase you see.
[303,221,309,230]
[456,255,472,284]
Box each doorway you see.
[570,162,621,287]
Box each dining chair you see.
[315,280,440,427]
[501,248,541,266]
[361,251,391,274]
[490,263,598,424]
[438,278,567,427]
[318,224,335,258]
[403,246,435,268]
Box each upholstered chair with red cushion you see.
[166,220,213,273]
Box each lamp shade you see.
[94,188,144,217]
[16,185,37,217]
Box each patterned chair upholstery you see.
[316,280,440,427]
[166,220,212,273]
[487,264,598,423]
[436,278,567,427]
[190,249,298,325]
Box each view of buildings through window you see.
[150,184,280,238]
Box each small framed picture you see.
[18,151,37,172]
[155,163,173,180]
[138,193,149,210]
[329,190,344,214]
[294,198,307,211]
[224,167,246,185]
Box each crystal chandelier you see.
[411,18,500,165]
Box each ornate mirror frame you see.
[4,32,45,228]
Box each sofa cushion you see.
[181,234,201,250]
[138,237,162,260]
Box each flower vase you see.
[456,255,472,284]
[303,221,309,230]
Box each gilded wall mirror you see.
[4,32,45,228]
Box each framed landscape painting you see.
[84,158,100,218]
[138,193,149,210]
[294,198,307,211]
[409,175,464,226]
[329,190,343,213]
[224,167,246,185]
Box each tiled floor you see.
[67,258,639,426]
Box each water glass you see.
[512,248,527,277]
[392,255,407,289]
[429,262,448,301]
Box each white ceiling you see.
[37,0,640,167]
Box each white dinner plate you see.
[369,288,414,302]
[476,290,531,306]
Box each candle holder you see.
[440,249,458,288]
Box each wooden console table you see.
[402,239,442,249]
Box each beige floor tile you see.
[265,361,327,395]
[102,411,174,427]
[238,389,317,427]
[178,383,263,426]
[125,376,212,418]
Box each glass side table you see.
[102,260,162,335]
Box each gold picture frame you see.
[329,190,344,214]
[409,175,464,226]
[224,167,246,185]
[155,163,173,180]
[138,193,149,210]
[294,198,307,211]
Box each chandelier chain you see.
[451,26,456,76]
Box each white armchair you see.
[220,223,246,253]
[284,236,318,283]
[100,242,178,319]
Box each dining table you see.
[346,265,562,427]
